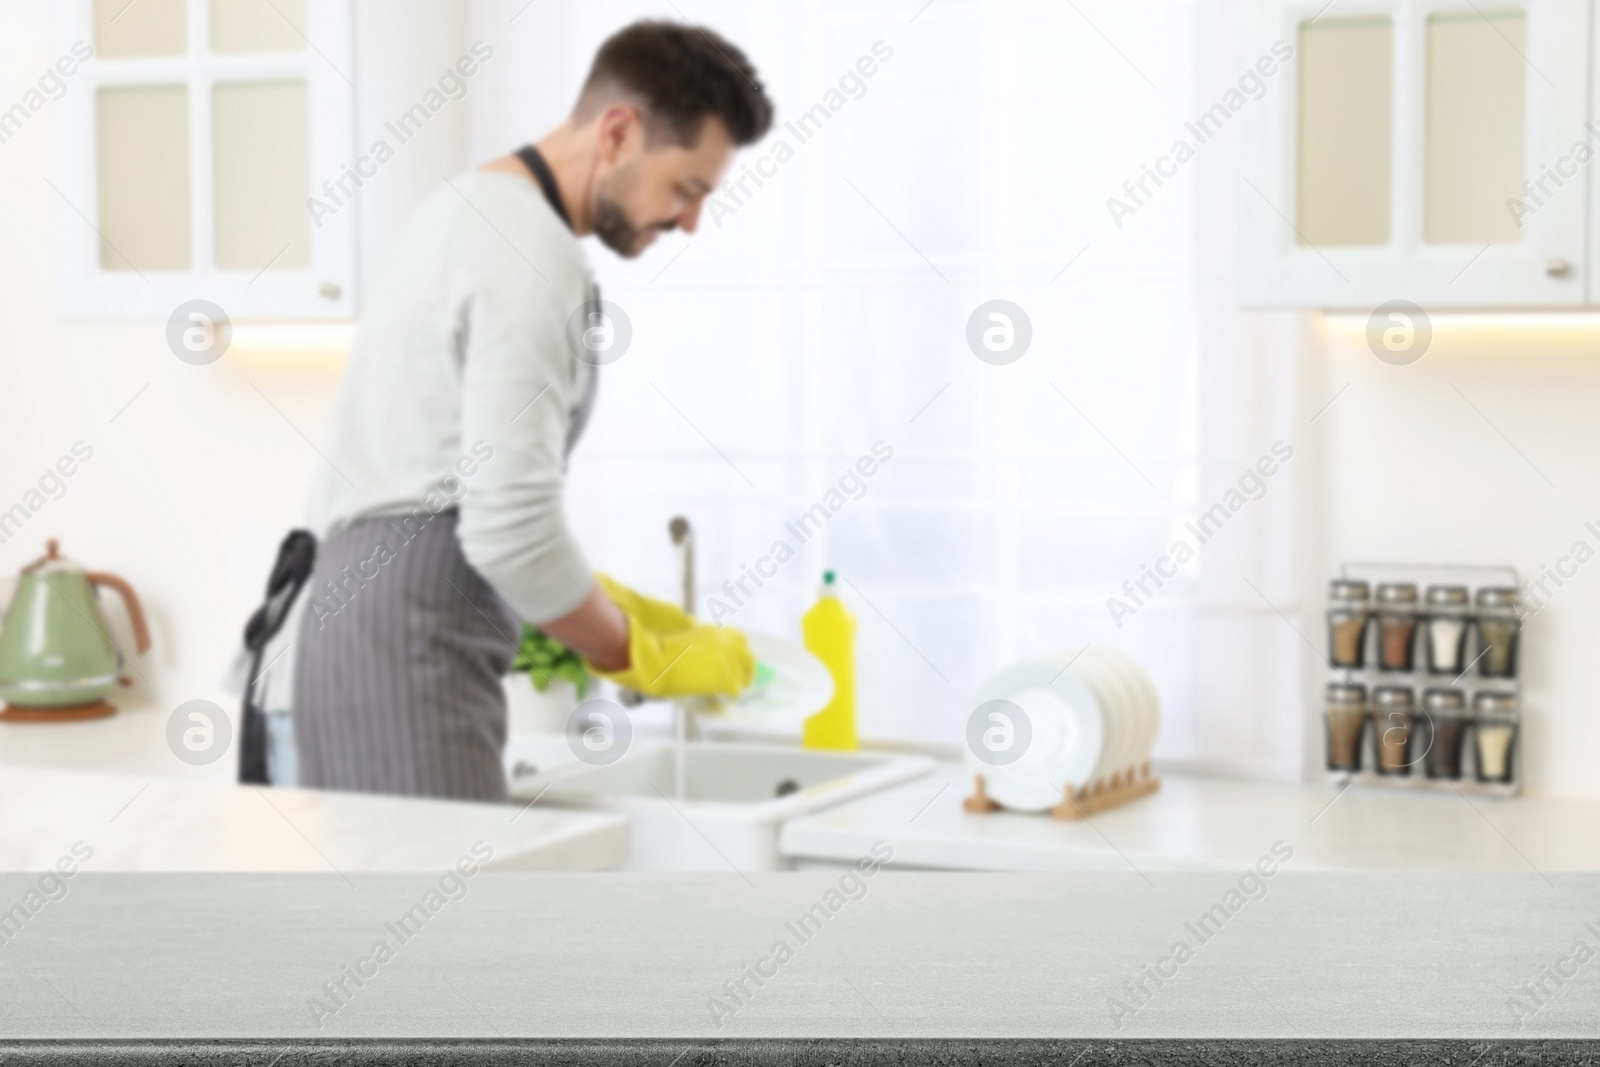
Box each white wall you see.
[1301,316,1600,798]
[0,0,472,713]
[465,0,576,158]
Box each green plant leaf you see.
[516,624,591,698]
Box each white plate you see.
[1131,657,1162,762]
[1107,649,1157,772]
[1107,652,1158,767]
[965,660,1103,812]
[1104,655,1142,777]
[1073,650,1129,782]
[680,631,833,725]
[1107,651,1142,773]
[1104,648,1158,765]
[1126,663,1154,766]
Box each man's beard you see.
[592,195,650,258]
[598,194,678,259]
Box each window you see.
[546,0,1302,776]
[52,0,355,319]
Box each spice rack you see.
[1323,562,1521,798]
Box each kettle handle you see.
[85,572,152,655]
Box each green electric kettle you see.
[0,540,150,719]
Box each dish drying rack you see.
[963,763,1161,820]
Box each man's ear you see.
[596,103,645,166]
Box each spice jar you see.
[1473,691,1518,784]
[1475,588,1521,679]
[1421,688,1467,779]
[1371,687,1414,775]
[1424,586,1470,675]
[1325,683,1368,772]
[1327,580,1372,668]
[1375,583,1419,671]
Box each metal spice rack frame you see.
[1327,561,1522,798]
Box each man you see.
[293,22,772,801]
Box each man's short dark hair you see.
[575,20,773,147]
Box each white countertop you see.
[0,765,630,872]
[0,699,238,782]
[780,762,1600,872]
[14,701,1600,874]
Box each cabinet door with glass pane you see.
[1241,0,1589,309]
[53,0,355,319]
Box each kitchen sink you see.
[504,736,933,871]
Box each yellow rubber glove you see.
[589,574,756,699]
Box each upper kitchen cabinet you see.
[1241,0,1591,309]
[51,0,355,319]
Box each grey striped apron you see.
[292,254,598,802]
[291,508,521,802]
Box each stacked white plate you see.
[964,647,1162,813]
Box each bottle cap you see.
[1376,583,1418,606]
[1421,687,1467,714]
[1328,579,1371,603]
[1473,691,1518,717]
[1372,686,1415,708]
[823,570,836,585]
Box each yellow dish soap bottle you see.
[802,570,858,750]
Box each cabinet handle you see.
[1546,258,1574,278]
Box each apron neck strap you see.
[514,144,573,231]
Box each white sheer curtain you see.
[472,0,1303,777]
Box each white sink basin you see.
[504,737,932,871]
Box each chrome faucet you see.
[668,516,694,615]
[667,515,698,764]
[615,517,696,711]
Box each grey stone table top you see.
[1,867,1597,1060]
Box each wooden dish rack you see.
[963,762,1161,820]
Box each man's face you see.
[591,111,736,258]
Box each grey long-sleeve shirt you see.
[307,169,596,624]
